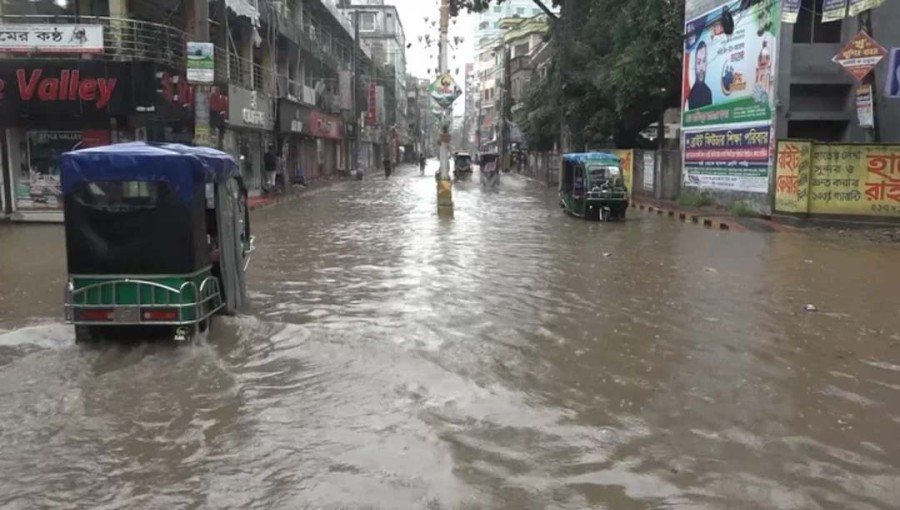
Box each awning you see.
[223,0,260,26]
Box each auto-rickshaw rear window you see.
[71,180,167,211]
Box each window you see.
[358,12,376,32]
[533,9,541,15]
[494,21,500,29]
[386,12,395,34]
[493,5,501,12]
[479,21,489,30]
[73,181,165,211]
[516,7,525,15]
[793,0,842,43]
[514,43,529,57]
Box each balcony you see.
[0,15,185,69]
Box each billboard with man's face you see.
[681,0,780,194]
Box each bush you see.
[728,201,756,217]
[676,193,715,208]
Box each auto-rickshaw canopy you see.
[60,142,239,204]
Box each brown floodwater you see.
[0,163,899,509]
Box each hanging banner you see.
[782,0,801,23]
[856,84,874,128]
[822,0,848,23]
[832,31,888,82]
[848,0,885,17]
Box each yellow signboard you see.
[774,140,812,213]
[611,149,634,198]
[775,141,900,217]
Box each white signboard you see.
[186,41,215,84]
[0,24,104,53]
[643,153,655,192]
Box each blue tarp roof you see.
[61,142,238,203]
[561,152,621,163]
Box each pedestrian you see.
[419,153,426,176]
[264,145,277,193]
[383,156,392,178]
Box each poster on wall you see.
[683,125,772,192]
[682,0,779,193]
[643,152,655,192]
[822,0,848,22]
[682,0,778,128]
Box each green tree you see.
[456,0,685,151]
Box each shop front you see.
[309,109,344,180]
[0,61,132,221]
[225,85,274,195]
[277,100,344,183]
[277,98,312,184]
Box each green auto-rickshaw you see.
[60,142,256,342]
[559,152,629,221]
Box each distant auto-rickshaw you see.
[559,152,629,221]
[60,142,256,342]
[453,152,473,181]
[479,152,500,189]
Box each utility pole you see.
[436,0,453,216]
[193,0,211,147]
[859,9,881,142]
[352,10,361,176]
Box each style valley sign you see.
[228,84,273,130]
[0,62,128,119]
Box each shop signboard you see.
[310,110,342,140]
[130,63,227,129]
[278,99,311,134]
[0,61,130,119]
[429,72,461,109]
[833,30,887,82]
[822,0,848,22]
[681,0,779,193]
[227,84,273,130]
[0,24,104,53]
[365,83,377,126]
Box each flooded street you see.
[1,163,899,509]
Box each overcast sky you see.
[387,0,476,80]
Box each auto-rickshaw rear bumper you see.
[64,274,224,326]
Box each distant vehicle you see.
[453,152,473,181]
[559,152,629,221]
[479,152,500,189]
[60,142,256,343]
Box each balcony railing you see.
[0,15,185,69]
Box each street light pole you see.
[436,0,453,216]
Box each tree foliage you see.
[482,0,685,150]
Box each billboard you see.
[681,0,779,193]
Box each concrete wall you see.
[776,5,900,143]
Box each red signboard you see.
[310,110,342,140]
[832,30,888,82]
[365,83,377,126]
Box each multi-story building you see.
[461,63,477,154]
[338,0,407,164]
[0,0,366,221]
[472,0,543,152]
